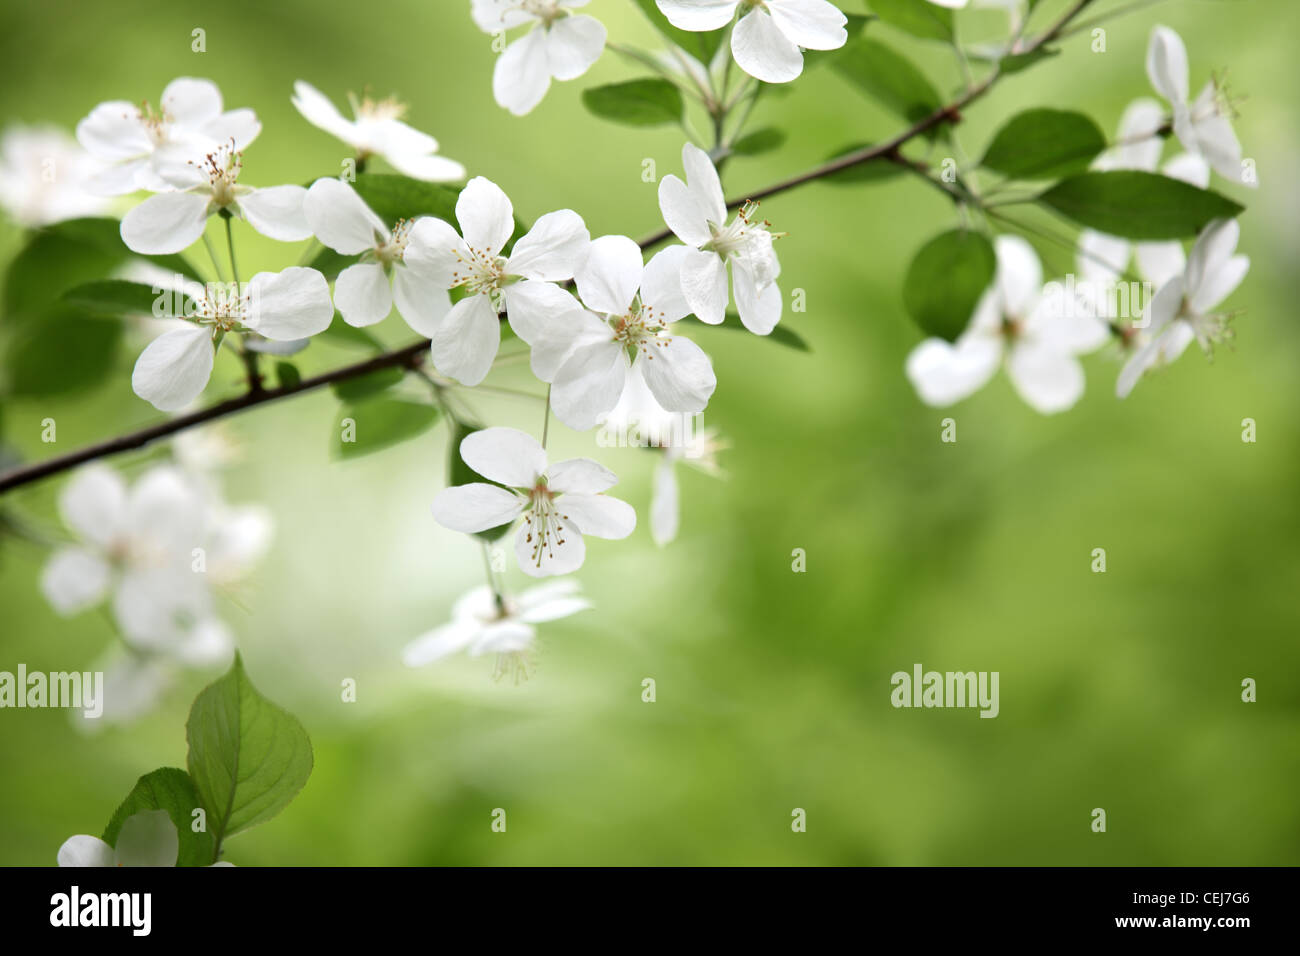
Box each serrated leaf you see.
[102,768,214,868]
[334,397,440,459]
[833,37,946,139]
[3,305,125,397]
[981,109,1107,180]
[680,313,810,352]
[871,0,953,42]
[448,421,515,543]
[731,127,787,156]
[1038,171,1244,239]
[903,229,996,342]
[185,654,313,849]
[582,79,684,127]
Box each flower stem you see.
[541,384,552,451]
[202,232,227,283]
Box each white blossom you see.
[472,0,607,115]
[0,124,110,226]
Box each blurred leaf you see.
[1038,171,1245,239]
[999,47,1059,75]
[185,654,313,846]
[832,37,946,140]
[60,279,183,318]
[731,127,787,156]
[4,217,200,323]
[305,245,356,281]
[821,143,907,185]
[682,313,810,352]
[870,0,953,42]
[102,768,213,868]
[630,0,725,64]
[582,79,684,127]
[981,109,1107,180]
[3,305,125,397]
[334,396,440,459]
[448,420,514,543]
[903,229,996,342]
[330,366,404,402]
[320,312,385,351]
[275,361,301,389]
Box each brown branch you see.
[0,0,1096,496]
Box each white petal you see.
[392,265,452,337]
[552,341,629,431]
[640,334,716,412]
[1189,84,1245,183]
[432,483,525,533]
[732,8,805,84]
[502,279,585,344]
[203,109,261,152]
[515,515,585,577]
[650,457,680,546]
[468,620,537,656]
[658,174,713,247]
[1191,254,1248,316]
[113,568,211,654]
[291,80,358,145]
[238,185,311,242]
[41,548,112,615]
[575,235,643,314]
[681,142,726,227]
[384,150,467,183]
[76,101,152,161]
[1076,230,1130,283]
[494,28,552,116]
[472,0,538,32]
[515,578,590,622]
[639,244,693,323]
[994,235,1042,318]
[120,191,210,254]
[767,0,848,51]
[333,262,393,328]
[58,465,127,549]
[1134,240,1186,288]
[1185,218,1238,305]
[558,493,636,539]
[173,618,234,668]
[127,466,205,552]
[113,809,178,867]
[548,458,618,494]
[456,176,515,256]
[1162,152,1210,189]
[904,331,1001,407]
[1007,344,1085,414]
[430,294,500,385]
[460,426,548,487]
[656,0,740,32]
[732,264,781,334]
[132,325,215,411]
[523,306,611,382]
[405,216,471,288]
[1111,98,1165,171]
[304,177,387,254]
[87,157,153,197]
[245,267,335,339]
[1146,25,1189,107]
[403,619,482,666]
[161,78,223,127]
[57,835,116,868]
[507,209,589,281]
[545,15,607,81]
[680,248,729,324]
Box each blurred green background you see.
[1,0,1297,865]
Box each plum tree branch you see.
[0,0,1097,496]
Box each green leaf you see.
[344,174,526,254]
[185,654,313,850]
[448,421,515,543]
[870,0,953,42]
[820,143,907,186]
[730,127,787,156]
[275,361,301,389]
[330,366,405,402]
[319,312,386,351]
[681,313,811,352]
[102,768,214,868]
[981,109,1107,180]
[1000,47,1059,75]
[1037,171,1245,239]
[334,397,440,459]
[3,305,125,397]
[60,279,186,318]
[4,218,200,323]
[903,230,996,342]
[833,37,946,139]
[631,0,725,64]
[582,79,684,127]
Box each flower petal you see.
[508,209,589,281]
[681,142,726,228]
[456,176,515,256]
[1076,229,1130,284]
[120,191,210,254]
[402,618,483,666]
[548,457,618,494]
[515,515,585,577]
[575,234,643,314]
[1007,344,1085,414]
[651,457,680,546]
[432,482,525,533]
[41,547,112,615]
[680,248,728,324]
[430,293,500,385]
[58,465,127,549]
[732,8,805,83]
[161,78,223,127]
[304,177,387,255]
[57,835,116,868]
[1146,25,1189,107]
[245,267,335,339]
[502,279,585,344]
[392,265,452,337]
[767,0,848,51]
[384,150,466,183]
[994,235,1042,318]
[405,216,471,287]
[290,80,358,144]
[523,306,610,382]
[558,493,636,539]
[640,333,716,412]
[655,0,739,32]
[494,28,552,116]
[332,262,392,327]
[76,101,152,162]
[552,340,628,430]
[658,174,713,247]
[1134,240,1186,289]
[640,244,693,323]
[132,325,214,411]
[113,809,178,867]
[732,264,781,334]
[1184,218,1238,306]
[545,15,607,81]
[468,620,537,656]
[461,426,548,487]
[238,184,311,242]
